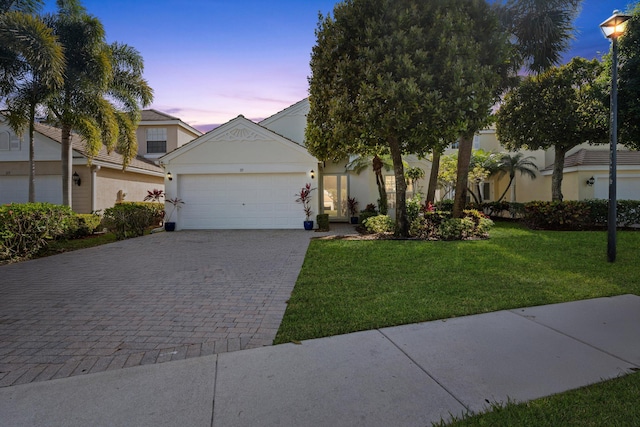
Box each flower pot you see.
[303,220,314,230]
[164,222,176,231]
[350,216,359,225]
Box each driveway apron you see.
[0,229,313,387]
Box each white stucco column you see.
[91,165,100,212]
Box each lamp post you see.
[600,10,631,263]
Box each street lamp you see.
[600,10,631,262]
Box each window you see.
[384,175,414,209]
[146,128,167,153]
[0,132,9,151]
[0,131,20,151]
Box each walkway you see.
[0,228,342,387]
[1,294,638,426]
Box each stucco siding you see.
[94,168,163,212]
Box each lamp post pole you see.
[600,10,631,263]
[607,36,618,262]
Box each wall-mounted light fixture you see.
[72,171,81,186]
[310,169,315,180]
[586,176,595,186]
[167,171,173,181]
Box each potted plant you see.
[347,197,359,224]
[295,183,316,230]
[164,197,184,231]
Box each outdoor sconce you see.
[310,169,315,179]
[167,171,173,181]
[586,176,595,186]
[72,171,81,186]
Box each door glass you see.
[322,175,347,219]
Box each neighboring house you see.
[136,109,202,160]
[160,99,431,230]
[446,128,640,203]
[0,110,201,213]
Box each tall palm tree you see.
[494,152,538,202]
[452,0,582,217]
[45,0,153,207]
[0,5,64,202]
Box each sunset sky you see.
[45,0,623,132]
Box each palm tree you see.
[346,154,393,214]
[0,5,64,202]
[45,0,153,207]
[452,0,582,217]
[494,153,538,202]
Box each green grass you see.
[275,222,640,344]
[276,221,640,426]
[434,371,640,426]
[37,232,118,257]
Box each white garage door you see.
[0,175,62,205]
[178,173,306,229]
[594,176,640,200]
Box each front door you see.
[322,175,348,220]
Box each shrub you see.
[438,217,476,241]
[62,213,102,239]
[316,213,330,231]
[409,211,449,239]
[523,201,591,230]
[102,202,159,240]
[363,214,395,233]
[406,194,422,224]
[359,203,378,225]
[462,209,494,238]
[0,203,75,261]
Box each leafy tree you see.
[405,166,425,197]
[438,150,498,203]
[618,4,640,149]
[496,57,608,200]
[0,4,64,202]
[44,0,153,207]
[452,0,582,216]
[494,152,538,202]
[307,0,510,236]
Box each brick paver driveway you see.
[0,229,314,387]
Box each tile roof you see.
[542,148,640,171]
[34,122,163,174]
[140,109,181,121]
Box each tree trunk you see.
[28,103,36,203]
[552,146,567,202]
[510,177,516,202]
[426,149,440,204]
[61,124,73,207]
[372,155,387,214]
[497,176,513,202]
[453,132,474,218]
[388,136,408,237]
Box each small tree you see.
[494,153,538,202]
[496,57,608,201]
[295,183,316,221]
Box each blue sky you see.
[44,1,628,131]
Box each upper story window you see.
[0,131,20,151]
[146,128,167,153]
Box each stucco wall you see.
[94,168,163,213]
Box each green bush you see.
[438,217,476,241]
[406,194,422,224]
[102,202,159,240]
[363,214,395,233]
[359,204,378,225]
[523,201,591,230]
[0,203,75,261]
[316,213,330,231]
[409,211,449,239]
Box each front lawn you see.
[275,222,640,344]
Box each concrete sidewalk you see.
[1,294,638,427]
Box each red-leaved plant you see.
[295,183,316,221]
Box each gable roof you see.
[139,109,202,137]
[159,114,317,164]
[259,98,309,128]
[542,148,640,171]
[34,122,163,175]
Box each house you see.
[159,99,432,230]
[0,110,201,213]
[461,128,640,203]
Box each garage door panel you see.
[179,173,306,229]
